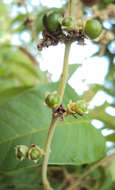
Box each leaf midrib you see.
[0,119,89,145]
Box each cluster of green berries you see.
[42,11,102,39]
[15,144,44,163]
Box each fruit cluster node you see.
[37,29,85,51]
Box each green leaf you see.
[0,81,15,92]
[100,173,113,190]
[0,2,10,38]
[107,159,115,182]
[0,44,47,88]
[0,166,60,190]
[105,133,115,142]
[68,64,81,80]
[0,86,33,105]
[11,14,27,24]
[12,24,27,33]
[90,102,115,130]
[0,168,43,190]
[0,82,105,172]
[82,85,115,101]
[106,65,115,83]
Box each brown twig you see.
[67,153,115,190]
[18,46,40,65]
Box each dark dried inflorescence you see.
[37,29,85,51]
[37,30,59,51]
[53,104,66,121]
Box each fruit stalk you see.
[59,42,71,103]
[42,116,57,190]
[69,0,75,17]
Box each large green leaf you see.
[0,167,60,190]
[0,44,47,89]
[0,86,33,105]
[0,83,105,172]
[0,168,43,190]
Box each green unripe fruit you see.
[43,11,62,33]
[28,145,43,163]
[84,19,102,39]
[75,100,88,115]
[29,148,41,160]
[45,91,60,109]
[62,16,76,31]
[15,145,28,161]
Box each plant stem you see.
[99,45,106,56]
[42,42,71,190]
[42,0,74,187]
[59,42,71,103]
[69,0,75,17]
[66,153,115,190]
[42,116,57,190]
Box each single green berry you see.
[45,91,60,109]
[75,100,88,115]
[29,148,41,160]
[15,145,28,161]
[62,16,76,31]
[28,145,43,163]
[43,11,62,33]
[84,19,102,39]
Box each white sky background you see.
[3,0,115,139]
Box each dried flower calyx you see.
[15,144,44,163]
[97,30,114,45]
[15,145,28,161]
[66,100,88,117]
[37,29,85,51]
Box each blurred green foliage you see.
[0,0,114,190]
